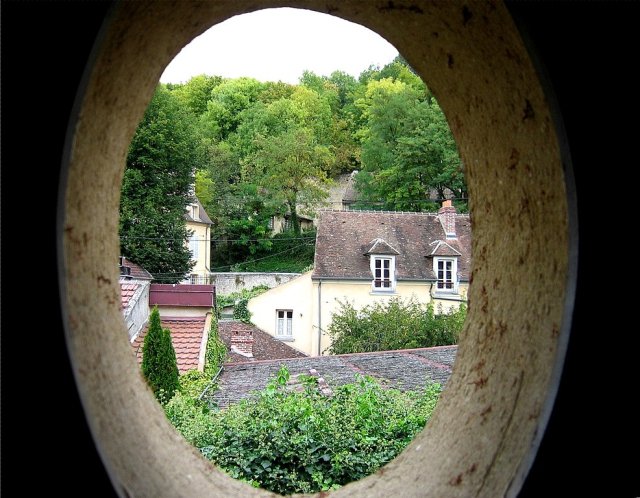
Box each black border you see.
[2,1,636,495]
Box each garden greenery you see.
[326,297,466,354]
[165,365,441,495]
[216,285,270,322]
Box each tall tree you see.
[354,76,465,211]
[249,127,334,234]
[119,84,199,282]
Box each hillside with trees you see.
[119,56,466,276]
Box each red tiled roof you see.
[132,316,207,374]
[120,256,153,280]
[120,282,139,310]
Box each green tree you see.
[142,306,180,404]
[354,76,465,211]
[248,127,334,234]
[119,84,199,282]
[168,74,223,115]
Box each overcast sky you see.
[160,7,399,85]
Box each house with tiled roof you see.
[218,321,308,363]
[184,197,213,284]
[247,201,471,356]
[119,256,153,341]
[132,314,212,374]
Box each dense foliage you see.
[134,57,466,271]
[326,297,466,354]
[165,365,441,495]
[204,311,227,374]
[142,306,180,404]
[119,85,200,282]
[213,229,317,273]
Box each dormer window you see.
[372,256,395,291]
[434,257,458,293]
[188,203,199,220]
[365,238,400,293]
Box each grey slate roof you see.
[206,345,457,408]
[311,210,471,282]
[185,198,213,225]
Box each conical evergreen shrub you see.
[142,306,180,404]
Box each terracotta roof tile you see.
[120,282,139,310]
[119,256,153,280]
[132,316,207,374]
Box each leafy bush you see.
[165,390,217,448]
[204,312,227,374]
[142,306,180,404]
[326,297,466,354]
[166,365,441,495]
[216,285,270,322]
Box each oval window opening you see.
[61,3,573,497]
[119,7,469,495]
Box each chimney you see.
[438,199,457,239]
[230,328,254,358]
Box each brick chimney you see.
[230,328,254,358]
[438,199,457,239]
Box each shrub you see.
[204,312,227,375]
[216,285,270,322]
[326,297,466,354]
[166,365,441,495]
[142,306,180,404]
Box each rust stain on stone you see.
[449,473,463,486]
[97,275,112,286]
[509,148,520,170]
[522,99,535,121]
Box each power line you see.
[120,235,317,243]
[140,241,314,277]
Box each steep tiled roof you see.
[327,172,360,207]
[312,210,471,282]
[132,316,207,374]
[428,240,462,257]
[120,282,139,310]
[185,199,213,225]
[119,256,153,280]
[218,321,308,363]
[206,345,457,408]
[365,237,400,255]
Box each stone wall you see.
[210,272,301,295]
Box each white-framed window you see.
[276,310,293,337]
[434,257,457,292]
[370,256,395,292]
[189,234,199,260]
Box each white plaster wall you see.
[247,272,314,354]
[124,281,150,341]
